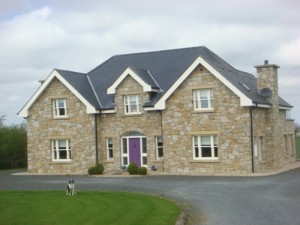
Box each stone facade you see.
[25,63,296,175]
[27,78,96,173]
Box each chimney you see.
[255,60,279,106]
[38,80,45,86]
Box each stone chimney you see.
[255,60,279,106]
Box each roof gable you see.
[18,70,98,118]
[107,67,160,94]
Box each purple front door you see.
[129,138,141,167]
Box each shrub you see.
[127,162,138,175]
[88,164,104,175]
[138,167,147,175]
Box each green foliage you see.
[88,163,104,175]
[0,191,180,225]
[0,123,27,170]
[127,162,138,175]
[137,167,147,175]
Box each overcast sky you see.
[0,0,299,125]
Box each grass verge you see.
[0,191,180,225]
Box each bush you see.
[138,167,147,175]
[127,162,138,175]
[88,164,104,175]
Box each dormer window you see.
[53,99,67,118]
[124,95,141,114]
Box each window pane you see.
[142,138,147,153]
[142,157,147,165]
[123,139,127,153]
[59,140,66,148]
[158,148,163,158]
[58,99,65,107]
[109,149,113,158]
[201,99,208,108]
[123,157,128,165]
[59,150,67,159]
[195,147,199,158]
[201,136,211,145]
[59,108,65,115]
[214,147,218,157]
[202,147,212,157]
[200,90,208,98]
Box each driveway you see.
[1,169,300,225]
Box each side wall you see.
[27,78,96,173]
[162,65,252,175]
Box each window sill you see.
[191,109,215,114]
[190,159,220,163]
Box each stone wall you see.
[162,65,252,175]
[27,78,96,174]
[98,76,163,171]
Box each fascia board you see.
[107,68,152,94]
[18,70,97,117]
[154,57,253,110]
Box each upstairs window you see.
[193,135,218,160]
[285,110,291,119]
[124,95,141,114]
[52,139,71,161]
[193,89,214,110]
[53,99,67,117]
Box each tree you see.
[0,122,27,169]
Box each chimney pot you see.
[264,60,269,65]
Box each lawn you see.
[0,191,180,225]
[296,136,300,160]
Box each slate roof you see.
[58,46,292,110]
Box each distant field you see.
[0,191,180,225]
[296,136,300,160]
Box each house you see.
[18,46,296,175]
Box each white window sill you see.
[123,113,142,117]
[52,116,69,120]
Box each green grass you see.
[296,136,300,160]
[0,191,180,225]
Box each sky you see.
[0,0,299,125]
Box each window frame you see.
[124,95,141,115]
[52,139,71,162]
[156,136,163,160]
[193,135,218,160]
[53,98,68,118]
[193,89,214,111]
[106,137,113,160]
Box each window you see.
[193,135,218,160]
[106,138,113,160]
[52,140,71,161]
[142,138,147,165]
[193,89,214,110]
[124,95,141,114]
[122,138,128,165]
[53,99,67,117]
[285,110,291,119]
[156,136,163,159]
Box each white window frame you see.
[124,95,141,114]
[106,137,113,160]
[193,135,218,160]
[53,99,68,118]
[285,110,291,119]
[52,139,71,162]
[156,136,163,159]
[193,89,214,110]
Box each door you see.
[129,138,141,167]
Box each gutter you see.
[249,103,257,173]
[94,113,99,165]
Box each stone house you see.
[18,46,296,175]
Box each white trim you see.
[18,70,97,117]
[87,75,102,108]
[101,109,116,114]
[255,104,272,108]
[279,106,293,110]
[107,67,157,94]
[153,57,253,110]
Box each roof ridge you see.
[55,68,86,76]
[113,46,206,58]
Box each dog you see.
[66,179,76,196]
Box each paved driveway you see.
[1,169,300,225]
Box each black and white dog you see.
[66,179,76,196]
